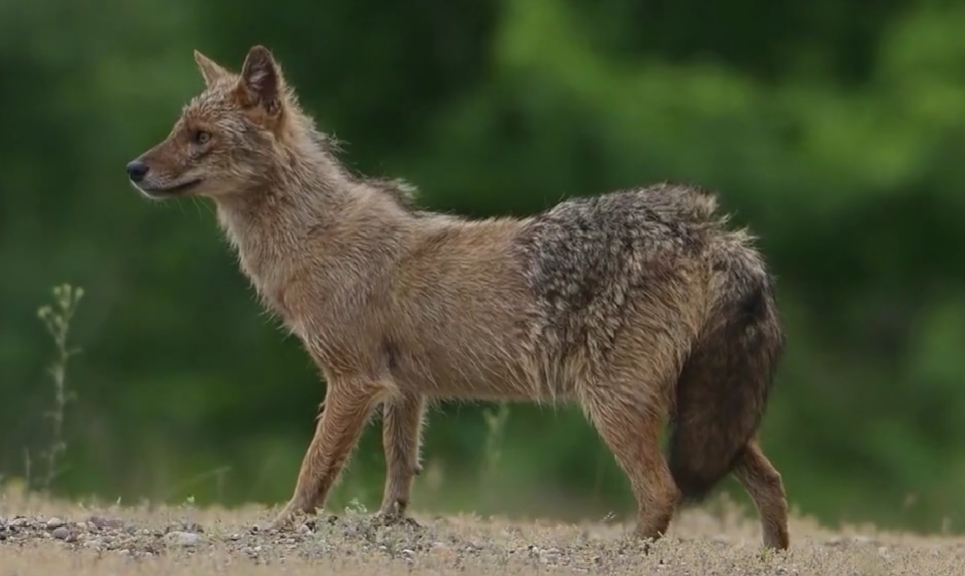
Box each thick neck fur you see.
[212,108,413,317]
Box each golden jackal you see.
[127,45,790,550]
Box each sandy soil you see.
[1,492,964,575]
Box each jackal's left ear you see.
[237,45,283,116]
[194,50,229,87]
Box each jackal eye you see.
[193,130,211,145]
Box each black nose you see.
[126,159,149,182]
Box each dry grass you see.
[1,489,964,575]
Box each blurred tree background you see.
[3,0,965,535]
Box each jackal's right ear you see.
[194,50,229,87]
[236,45,283,117]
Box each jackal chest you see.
[240,260,311,329]
[259,278,313,333]
[253,270,365,354]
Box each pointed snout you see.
[126,159,149,183]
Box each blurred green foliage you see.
[3,0,965,534]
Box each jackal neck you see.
[211,138,412,303]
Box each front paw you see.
[373,503,422,528]
[267,500,315,532]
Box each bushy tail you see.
[668,247,785,501]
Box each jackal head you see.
[126,45,299,200]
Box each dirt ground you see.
[1,491,963,576]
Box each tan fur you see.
[127,45,789,551]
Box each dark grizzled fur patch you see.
[516,184,717,358]
[517,182,784,501]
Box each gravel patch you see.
[1,495,964,575]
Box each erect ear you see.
[236,45,283,116]
[194,50,229,87]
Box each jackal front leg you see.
[269,377,383,531]
[376,393,425,526]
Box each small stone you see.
[164,531,202,547]
[88,515,124,529]
[83,539,103,550]
[825,537,844,547]
[9,517,28,528]
[297,524,313,535]
[428,544,450,560]
[46,517,66,529]
[168,521,203,534]
[539,547,561,564]
[51,527,70,540]
[243,544,263,557]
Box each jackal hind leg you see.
[732,438,790,550]
[581,380,679,545]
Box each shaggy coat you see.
[126,45,790,551]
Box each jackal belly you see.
[385,329,541,402]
